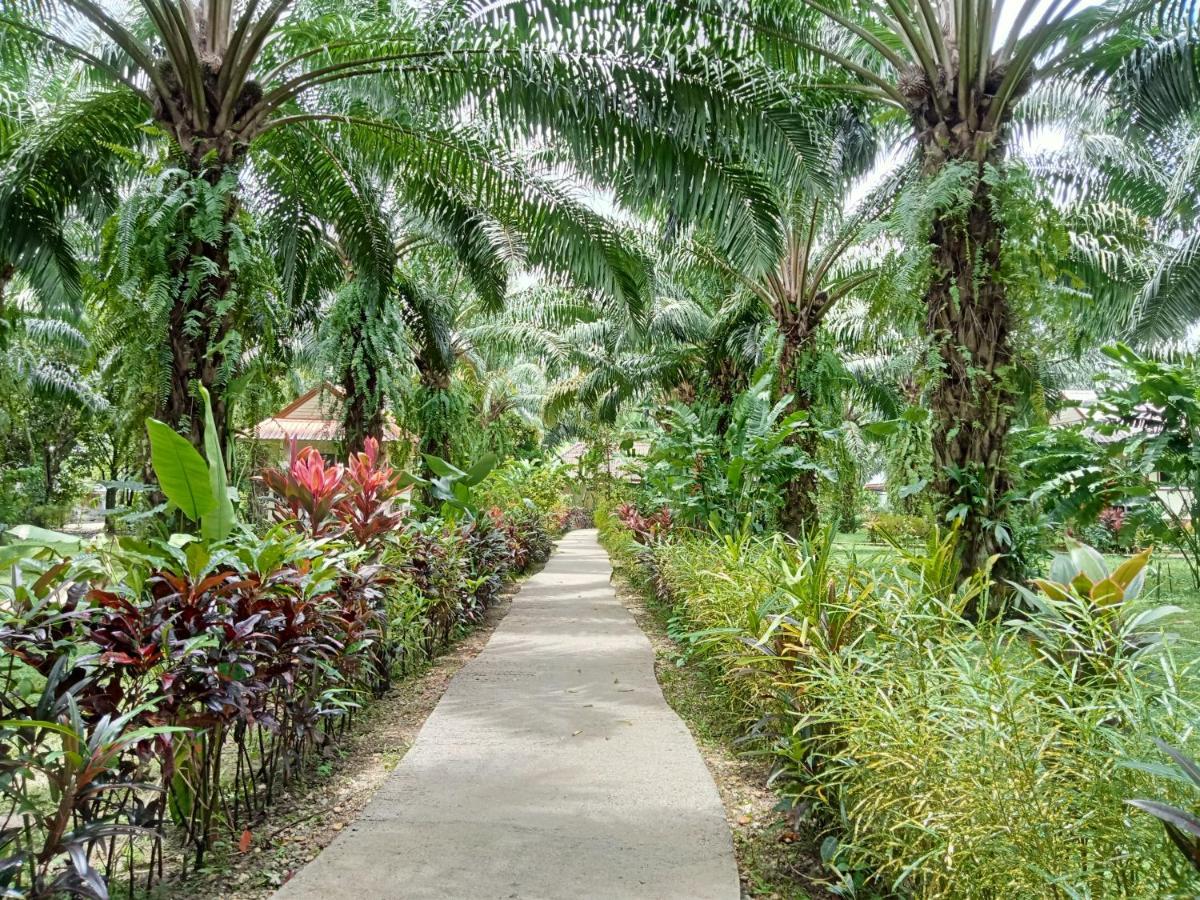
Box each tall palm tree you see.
[696,0,1170,575]
[1114,26,1200,344]
[0,21,132,315]
[2,0,819,456]
[510,257,768,427]
[688,146,900,534]
[0,283,107,505]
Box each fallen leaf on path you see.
[238,829,252,853]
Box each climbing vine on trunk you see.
[924,167,1014,579]
[107,163,255,455]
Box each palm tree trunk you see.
[162,160,240,457]
[416,365,453,507]
[341,348,385,456]
[777,326,819,537]
[418,373,453,463]
[925,170,1014,580]
[709,356,744,437]
[341,374,384,456]
[338,286,389,455]
[779,426,819,537]
[834,440,860,532]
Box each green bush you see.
[477,458,571,532]
[865,511,932,543]
[27,502,70,528]
[634,375,816,533]
[0,465,42,529]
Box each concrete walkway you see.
[276,529,739,900]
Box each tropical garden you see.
[1,0,1200,895]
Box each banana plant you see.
[406,453,498,521]
[144,387,235,542]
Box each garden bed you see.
[164,588,516,898]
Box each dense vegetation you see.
[3,0,1200,895]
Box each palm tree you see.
[3,0,818,457]
[253,115,655,454]
[478,247,773,429]
[688,141,899,535]
[1113,27,1200,344]
[0,22,134,315]
[697,0,1169,574]
[0,282,107,507]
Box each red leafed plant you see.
[338,438,405,549]
[260,438,405,549]
[615,502,672,545]
[1099,505,1126,536]
[259,439,346,538]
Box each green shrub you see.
[634,375,816,533]
[865,511,932,543]
[27,502,70,528]
[477,458,571,532]
[0,465,43,528]
[602,509,1200,897]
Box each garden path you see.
[274,528,739,900]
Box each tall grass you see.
[599,507,1200,897]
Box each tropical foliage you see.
[4,0,1200,896]
[0,414,570,896]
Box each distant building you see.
[252,383,408,457]
[1049,389,1098,428]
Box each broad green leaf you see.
[1068,540,1109,583]
[726,456,746,491]
[185,540,210,577]
[423,454,462,478]
[199,387,235,542]
[862,419,901,437]
[5,524,82,553]
[463,453,498,486]
[146,418,215,522]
